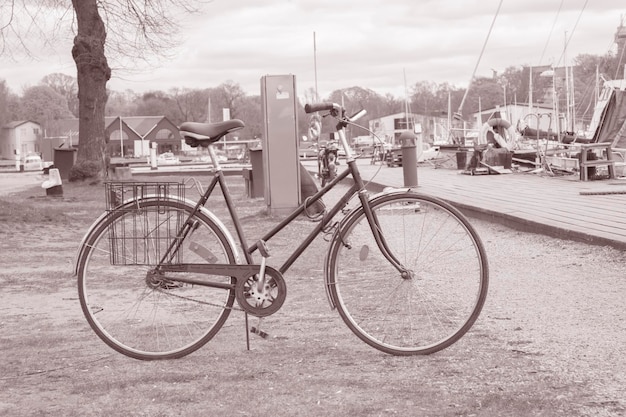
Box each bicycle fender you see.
[73,196,240,275]
[74,209,111,276]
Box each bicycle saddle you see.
[179,120,245,147]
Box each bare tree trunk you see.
[70,0,111,180]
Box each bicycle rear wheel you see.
[328,192,488,355]
[77,199,237,360]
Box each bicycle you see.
[317,141,339,186]
[75,102,489,360]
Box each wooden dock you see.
[309,158,626,250]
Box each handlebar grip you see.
[305,102,339,113]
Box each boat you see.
[586,78,626,148]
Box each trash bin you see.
[456,151,468,170]
[498,150,512,169]
[53,147,77,180]
[246,147,264,198]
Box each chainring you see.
[235,267,286,317]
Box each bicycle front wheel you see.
[77,199,237,360]
[328,192,488,355]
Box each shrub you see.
[68,160,102,181]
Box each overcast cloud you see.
[1,0,625,99]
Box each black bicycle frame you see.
[158,154,406,279]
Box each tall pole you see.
[595,64,599,106]
[447,90,452,143]
[553,69,560,139]
[503,84,509,120]
[564,31,571,132]
[571,67,576,132]
[404,68,410,130]
[119,116,123,158]
[311,32,321,149]
[313,31,319,102]
[529,66,533,118]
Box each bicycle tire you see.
[77,198,237,360]
[327,192,488,355]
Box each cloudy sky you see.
[1,0,625,99]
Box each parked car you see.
[385,147,403,167]
[157,152,180,165]
[23,154,44,171]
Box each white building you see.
[368,112,449,146]
[0,121,43,160]
[472,103,558,133]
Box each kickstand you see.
[250,317,268,339]
[245,314,269,351]
[245,312,250,351]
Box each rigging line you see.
[554,0,589,68]
[538,0,564,66]
[456,0,504,115]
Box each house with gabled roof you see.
[0,120,43,160]
[49,116,181,157]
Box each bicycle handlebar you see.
[304,102,340,113]
[348,109,367,122]
[305,103,367,122]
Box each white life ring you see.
[478,118,517,150]
[308,115,321,140]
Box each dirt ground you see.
[0,175,625,416]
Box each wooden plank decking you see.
[317,159,626,250]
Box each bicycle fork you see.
[323,192,413,310]
[358,192,411,278]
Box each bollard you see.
[150,142,158,170]
[399,131,418,187]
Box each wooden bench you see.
[579,142,615,181]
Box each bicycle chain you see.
[154,286,245,312]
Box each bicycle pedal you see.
[250,326,269,339]
[257,240,270,258]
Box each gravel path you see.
[467,216,626,414]
[1,174,625,415]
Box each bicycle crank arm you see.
[158,263,288,317]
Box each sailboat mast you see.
[448,90,452,143]
[564,31,571,132]
[595,64,599,106]
[403,68,410,130]
[571,68,576,132]
[529,66,533,124]
[313,32,319,102]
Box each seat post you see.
[207,145,222,171]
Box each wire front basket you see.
[104,181,186,265]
